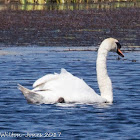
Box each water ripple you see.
[0,47,140,139]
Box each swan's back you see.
[31,69,106,104]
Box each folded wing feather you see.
[33,68,71,88]
[33,74,59,88]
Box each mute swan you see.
[18,38,124,104]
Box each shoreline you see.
[0,7,140,47]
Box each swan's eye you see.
[116,42,121,49]
[116,42,124,57]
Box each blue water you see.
[0,46,140,139]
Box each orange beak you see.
[117,48,124,57]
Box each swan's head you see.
[101,38,124,57]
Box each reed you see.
[2,0,139,5]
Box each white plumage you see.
[18,38,124,104]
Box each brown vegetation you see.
[0,8,139,46]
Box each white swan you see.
[18,38,124,104]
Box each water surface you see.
[0,47,140,139]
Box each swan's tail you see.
[18,84,44,104]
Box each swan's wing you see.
[21,68,105,103]
[33,68,97,97]
[33,74,59,88]
[33,68,72,89]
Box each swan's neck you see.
[96,46,113,103]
